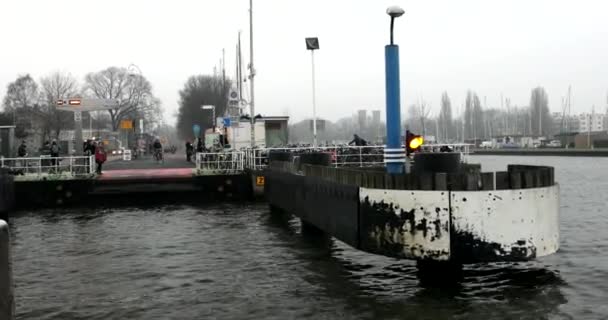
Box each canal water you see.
[8,156,608,319]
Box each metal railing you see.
[196,152,245,175]
[244,144,472,171]
[0,220,14,320]
[246,145,389,170]
[0,155,96,177]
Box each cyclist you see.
[153,138,163,163]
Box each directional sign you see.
[193,124,201,137]
[120,119,133,129]
[74,111,82,122]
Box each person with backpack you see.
[94,142,107,174]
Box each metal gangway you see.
[0,155,96,178]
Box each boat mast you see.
[248,0,256,147]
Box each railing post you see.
[0,220,14,320]
[359,147,363,167]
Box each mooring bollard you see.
[0,220,14,320]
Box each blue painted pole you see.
[384,45,404,174]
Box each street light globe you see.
[386,6,405,18]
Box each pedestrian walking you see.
[95,142,107,174]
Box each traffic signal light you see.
[405,130,424,156]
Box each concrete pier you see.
[0,220,14,320]
[265,152,559,263]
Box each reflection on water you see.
[263,211,568,320]
[10,155,608,319]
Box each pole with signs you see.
[56,98,119,155]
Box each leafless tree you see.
[438,92,453,142]
[40,71,80,139]
[2,74,43,139]
[530,87,551,136]
[84,67,161,131]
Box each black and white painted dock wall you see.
[265,153,559,263]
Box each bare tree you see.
[84,67,161,131]
[2,74,43,139]
[439,92,453,142]
[40,72,80,139]
[529,87,551,136]
[176,75,231,140]
[417,99,431,136]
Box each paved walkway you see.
[98,153,195,181]
[104,153,194,171]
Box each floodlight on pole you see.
[305,37,319,148]
[384,6,406,174]
[386,6,404,45]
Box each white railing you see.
[244,145,385,170]
[196,152,245,174]
[0,155,96,177]
[244,143,472,170]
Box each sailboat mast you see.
[249,0,256,147]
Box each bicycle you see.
[154,148,164,164]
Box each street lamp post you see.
[127,64,144,150]
[201,105,216,128]
[305,37,320,147]
[384,6,405,174]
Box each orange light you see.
[56,100,64,106]
[409,136,424,149]
[68,99,81,106]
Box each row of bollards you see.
[0,220,14,320]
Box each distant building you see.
[358,110,367,130]
[577,113,606,133]
[574,131,608,149]
[551,112,579,134]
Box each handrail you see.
[0,220,14,320]
[0,155,95,177]
[243,143,471,170]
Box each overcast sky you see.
[1,0,607,125]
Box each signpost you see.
[56,98,119,155]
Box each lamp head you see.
[386,6,405,18]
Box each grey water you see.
[8,156,608,319]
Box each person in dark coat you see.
[196,137,204,153]
[185,141,194,162]
[50,140,60,167]
[17,140,27,157]
[348,134,368,146]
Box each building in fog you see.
[357,110,367,130]
[577,113,606,133]
[551,112,579,134]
